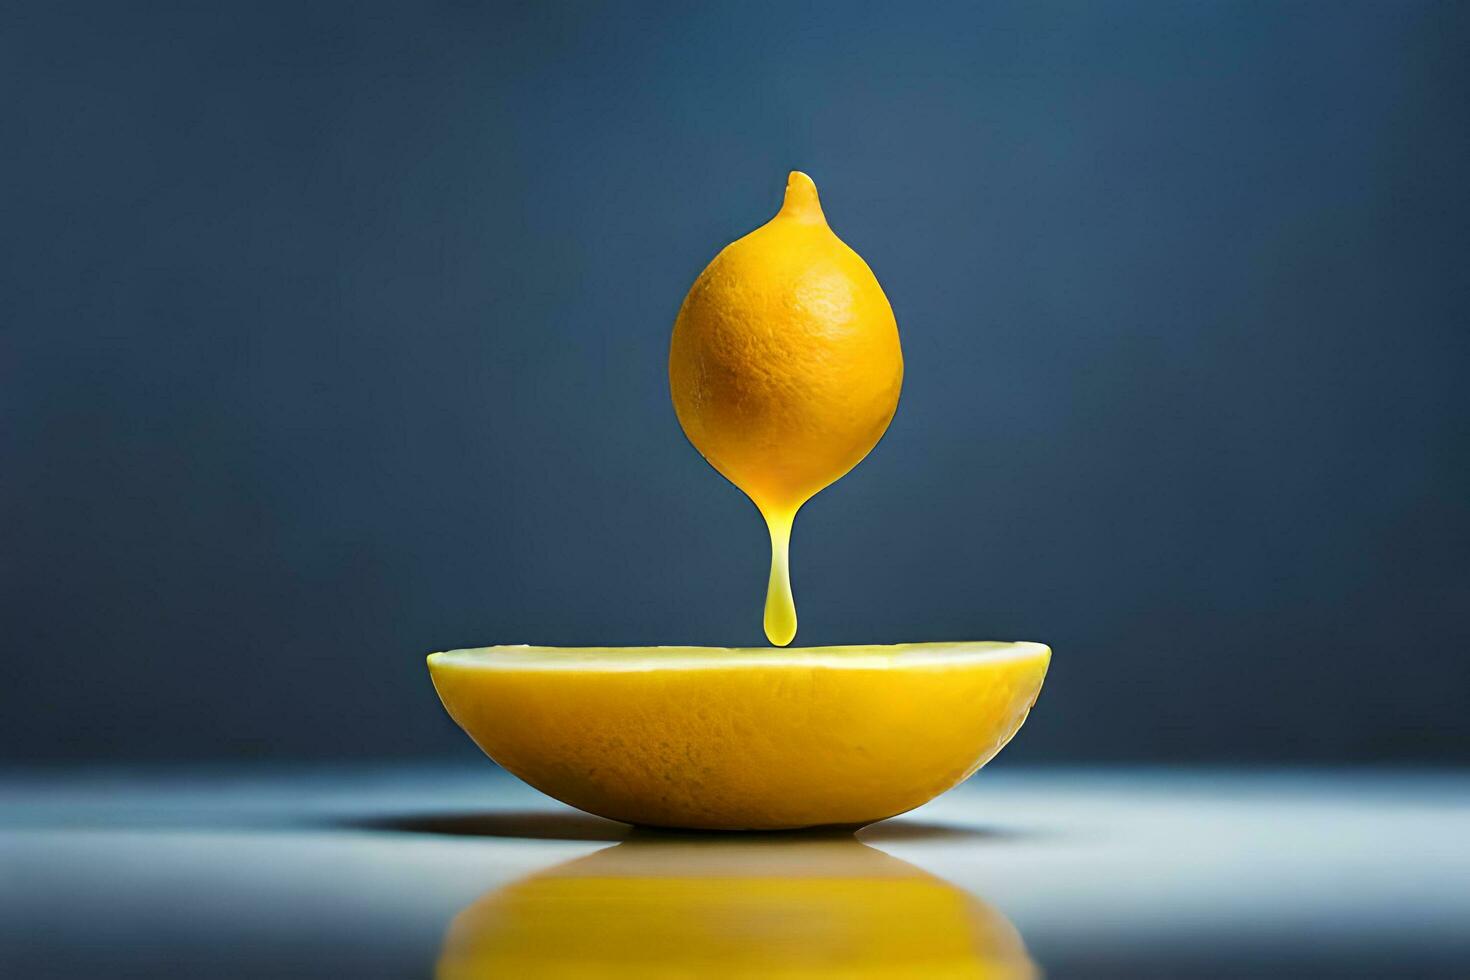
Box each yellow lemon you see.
[438,835,1036,979]
[669,172,903,645]
[428,642,1049,830]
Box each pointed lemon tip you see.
[779,170,825,223]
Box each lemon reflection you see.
[438,833,1035,979]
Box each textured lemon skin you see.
[428,642,1049,831]
[438,838,1037,979]
[668,172,904,645]
[669,172,903,511]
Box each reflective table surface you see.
[3,766,1466,978]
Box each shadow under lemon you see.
[436,832,1036,979]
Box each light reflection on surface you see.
[436,833,1035,979]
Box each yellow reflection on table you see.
[437,833,1035,979]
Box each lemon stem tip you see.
[779,171,824,223]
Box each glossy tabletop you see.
[2,766,1466,978]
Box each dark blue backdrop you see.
[4,1,1467,762]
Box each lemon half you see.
[428,642,1050,830]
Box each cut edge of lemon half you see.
[429,640,1048,671]
[428,641,1051,831]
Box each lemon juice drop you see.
[763,510,797,646]
[669,172,903,645]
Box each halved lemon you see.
[427,642,1050,831]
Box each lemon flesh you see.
[428,641,1050,831]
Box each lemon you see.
[428,641,1049,830]
[438,836,1036,979]
[669,172,903,645]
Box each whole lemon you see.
[669,171,903,644]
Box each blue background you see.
[4,1,1467,762]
